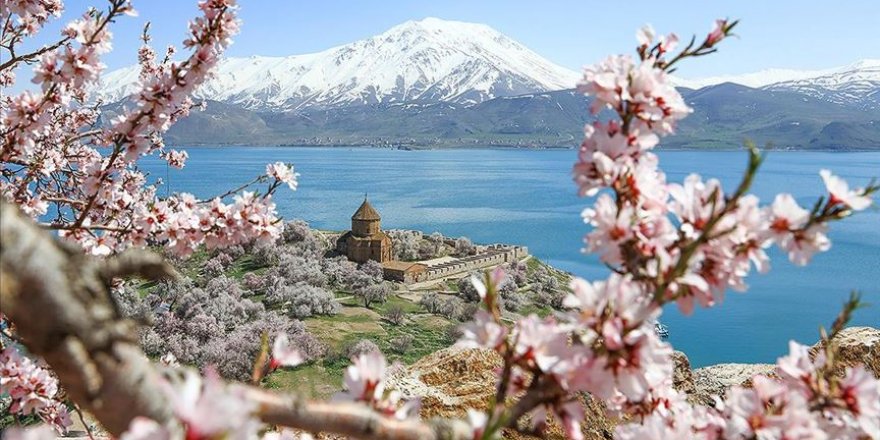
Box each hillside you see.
[145,85,879,150]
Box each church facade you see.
[335,198,393,263]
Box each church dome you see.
[351,198,381,221]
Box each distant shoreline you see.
[165,143,880,153]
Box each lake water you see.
[142,147,879,368]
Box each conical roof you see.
[352,198,381,221]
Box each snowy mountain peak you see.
[673,59,880,89]
[96,18,579,111]
[671,58,880,110]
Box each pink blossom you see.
[785,223,831,266]
[668,174,725,239]
[766,194,808,233]
[820,169,872,211]
[163,368,260,439]
[119,417,174,440]
[724,376,824,439]
[466,409,490,440]
[511,315,573,374]
[530,401,585,440]
[0,347,70,433]
[838,365,880,436]
[762,193,833,265]
[342,351,387,403]
[636,24,655,47]
[270,334,304,370]
[0,425,57,440]
[628,62,691,134]
[581,194,633,265]
[776,341,820,391]
[267,162,299,190]
[159,353,180,367]
[161,149,189,169]
[457,309,507,350]
[578,55,634,114]
[658,33,679,55]
[706,19,729,46]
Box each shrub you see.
[113,284,151,321]
[532,273,565,309]
[444,323,463,342]
[457,275,480,302]
[505,261,528,287]
[345,339,380,359]
[218,245,246,260]
[389,335,414,354]
[241,272,266,292]
[383,305,406,326]
[282,220,326,258]
[251,240,281,266]
[456,302,480,322]
[200,311,324,381]
[388,230,422,261]
[354,282,391,309]
[281,220,311,243]
[419,292,442,314]
[176,277,264,329]
[424,232,446,258]
[273,252,328,287]
[454,237,474,256]
[265,283,340,319]
[358,260,384,283]
[500,291,526,312]
[438,297,461,320]
[203,257,226,278]
[321,256,360,289]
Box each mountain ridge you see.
[97,17,579,111]
[95,18,880,150]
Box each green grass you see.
[179,248,211,279]
[525,256,543,274]
[263,360,347,399]
[375,294,423,314]
[518,303,553,318]
[227,255,267,279]
[379,315,454,364]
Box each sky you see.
[16,0,880,79]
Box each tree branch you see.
[0,200,473,439]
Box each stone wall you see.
[420,245,528,282]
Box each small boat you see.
[653,321,669,339]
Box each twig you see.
[73,403,97,440]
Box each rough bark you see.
[0,200,176,434]
[0,201,471,439]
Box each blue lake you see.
[142,147,879,367]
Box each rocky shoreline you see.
[387,326,880,439]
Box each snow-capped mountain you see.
[763,60,880,109]
[97,17,579,111]
[674,59,880,110]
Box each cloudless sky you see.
[20,0,880,79]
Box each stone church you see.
[336,197,393,263]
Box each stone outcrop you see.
[386,347,616,439]
[690,363,776,405]
[387,326,880,437]
[671,351,696,396]
[810,326,880,378]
